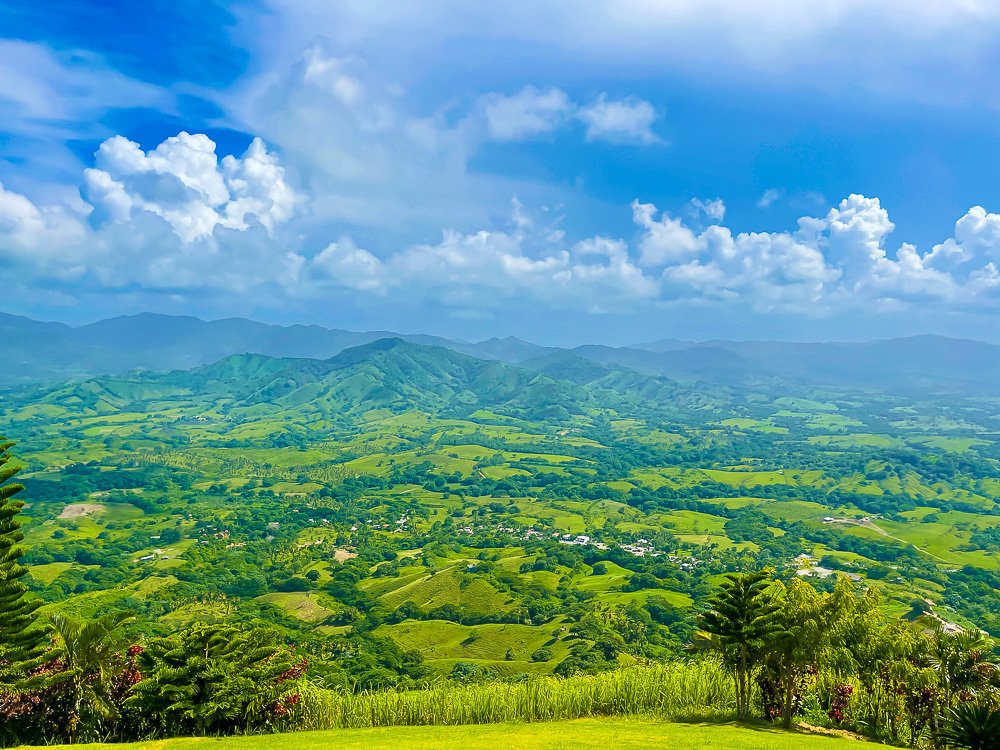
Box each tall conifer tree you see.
[0,438,46,687]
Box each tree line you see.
[699,569,1000,747]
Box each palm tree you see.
[938,704,1000,750]
[929,627,998,711]
[48,610,134,741]
[698,570,784,722]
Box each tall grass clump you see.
[287,660,736,731]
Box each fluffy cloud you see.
[1,132,305,298]
[478,88,661,145]
[480,86,573,141]
[306,211,658,313]
[633,201,701,264]
[0,182,86,273]
[6,129,1000,323]
[83,133,299,243]
[757,189,781,208]
[690,198,726,222]
[629,194,1000,312]
[577,95,660,144]
[311,238,386,291]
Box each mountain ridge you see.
[4,311,1000,395]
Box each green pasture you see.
[32,719,867,750]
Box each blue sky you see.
[4,1,1000,344]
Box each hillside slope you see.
[186,338,589,419]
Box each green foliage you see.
[928,626,999,711]
[285,661,735,730]
[47,609,135,741]
[3,339,1000,745]
[0,439,46,690]
[759,578,833,728]
[531,646,552,662]
[939,703,1000,750]
[128,623,305,736]
[698,570,784,721]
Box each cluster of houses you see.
[667,553,701,571]
[450,520,700,564]
[352,514,411,532]
[619,538,658,557]
[454,521,548,540]
[557,533,609,550]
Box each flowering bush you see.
[827,683,853,724]
[0,645,143,745]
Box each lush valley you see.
[2,323,1000,746]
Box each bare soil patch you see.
[59,503,105,519]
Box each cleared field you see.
[38,575,178,618]
[699,469,825,488]
[256,592,340,623]
[376,619,571,667]
[807,434,901,448]
[718,418,788,434]
[369,565,517,615]
[28,561,83,584]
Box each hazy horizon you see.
[5,308,1000,350]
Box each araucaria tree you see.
[0,439,46,690]
[698,570,784,722]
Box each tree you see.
[938,704,1000,750]
[698,570,784,722]
[760,578,830,728]
[128,623,306,736]
[47,609,134,741]
[928,627,998,713]
[0,438,46,689]
[825,579,934,743]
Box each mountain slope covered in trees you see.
[6,311,1000,395]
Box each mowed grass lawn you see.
[35,719,861,750]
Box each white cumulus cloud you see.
[0,182,87,272]
[480,86,573,141]
[7,130,1000,326]
[83,133,299,243]
[690,198,726,222]
[577,95,660,144]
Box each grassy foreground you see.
[34,718,861,749]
